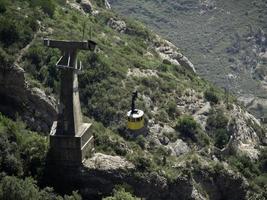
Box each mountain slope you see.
[0,0,266,199]
[110,0,267,118]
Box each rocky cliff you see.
[0,0,266,199]
[46,153,249,200]
[0,63,57,132]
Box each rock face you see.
[47,153,249,200]
[104,0,111,9]
[229,105,262,160]
[168,139,190,156]
[153,35,196,73]
[0,64,57,132]
[106,17,196,73]
[84,153,134,170]
[107,18,127,33]
[80,0,93,13]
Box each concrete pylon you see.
[44,39,96,166]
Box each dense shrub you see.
[207,109,228,130]
[166,100,178,119]
[0,114,82,199]
[134,156,153,171]
[29,0,56,17]
[0,176,81,200]
[206,109,230,148]
[0,48,13,68]
[214,128,229,149]
[259,149,267,173]
[204,88,220,104]
[136,135,146,149]
[0,114,48,179]
[103,187,140,200]
[175,115,199,141]
[228,155,260,179]
[0,0,7,13]
[0,18,19,46]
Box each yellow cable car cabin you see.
[127,91,145,131]
[127,109,144,130]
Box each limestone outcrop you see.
[0,64,57,132]
[153,35,196,73]
[107,18,127,33]
[229,105,262,160]
[104,0,111,9]
[84,153,134,170]
[80,0,93,13]
[47,153,249,200]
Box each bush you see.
[0,0,7,13]
[204,88,220,104]
[0,176,81,200]
[136,135,146,149]
[214,128,229,149]
[254,174,267,188]
[134,156,153,171]
[0,48,13,68]
[228,155,260,179]
[0,114,48,178]
[166,100,178,119]
[207,109,230,148]
[259,149,267,172]
[29,0,56,17]
[0,18,19,46]
[103,187,140,200]
[0,176,40,200]
[175,115,199,141]
[207,109,228,130]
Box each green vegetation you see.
[28,0,57,17]
[0,113,80,199]
[175,115,199,141]
[204,88,220,104]
[0,176,81,200]
[110,0,267,118]
[0,114,47,179]
[206,108,230,148]
[175,115,210,146]
[103,187,140,200]
[0,0,266,199]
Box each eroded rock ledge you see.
[46,153,249,200]
[0,64,57,132]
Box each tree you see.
[0,18,19,46]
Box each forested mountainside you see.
[0,0,266,199]
[110,0,267,119]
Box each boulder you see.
[104,0,111,9]
[159,136,170,145]
[168,139,190,156]
[85,153,134,170]
[80,0,93,13]
[107,18,127,33]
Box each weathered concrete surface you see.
[44,39,96,166]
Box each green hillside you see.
[0,0,266,199]
[110,0,267,118]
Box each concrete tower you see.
[44,39,96,166]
